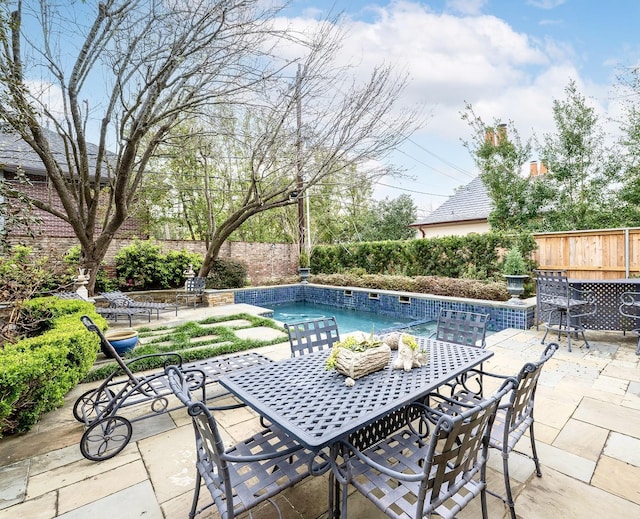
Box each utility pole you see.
[295,63,306,255]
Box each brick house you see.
[0,125,145,238]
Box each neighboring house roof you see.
[411,176,492,226]
[0,124,107,178]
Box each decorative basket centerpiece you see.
[326,332,391,381]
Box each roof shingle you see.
[412,176,492,226]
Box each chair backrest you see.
[420,381,512,511]
[505,342,558,434]
[284,317,340,357]
[100,291,133,304]
[56,291,84,300]
[165,365,233,510]
[185,277,206,293]
[534,269,569,300]
[435,309,489,348]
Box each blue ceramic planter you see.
[105,330,139,357]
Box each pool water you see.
[269,301,436,336]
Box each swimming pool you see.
[269,301,436,336]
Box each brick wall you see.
[9,235,299,286]
[4,173,145,238]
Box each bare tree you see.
[155,19,419,276]
[0,0,287,292]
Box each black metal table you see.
[219,338,494,450]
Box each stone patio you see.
[1,304,640,518]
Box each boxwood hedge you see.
[0,297,106,437]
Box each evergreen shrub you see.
[115,240,203,290]
[0,297,106,437]
[311,232,535,282]
[207,258,247,289]
[309,273,510,301]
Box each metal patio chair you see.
[432,308,490,348]
[165,364,316,519]
[619,291,640,355]
[444,341,559,519]
[100,290,178,319]
[283,316,340,357]
[431,309,490,394]
[56,291,152,326]
[176,277,207,309]
[331,381,514,519]
[534,269,596,351]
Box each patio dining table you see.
[219,337,494,517]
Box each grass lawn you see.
[84,313,286,382]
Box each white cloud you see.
[277,1,614,209]
[527,0,566,9]
[25,80,65,121]
[445,0,488,16]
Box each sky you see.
[279,0,640,217]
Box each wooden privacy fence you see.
[533,227,640,280]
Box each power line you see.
[403,137,475,178]
[374,181,449,197]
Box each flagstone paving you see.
[1,303,640,518]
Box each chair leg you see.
[480,457,489,519]
[557,311,564,342]
[541,324,550,345]
[501,450,517,519]
[189,470,202,519]
[529,422,542,477]
[480,486,489,519]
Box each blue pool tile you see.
[233,285,535,332]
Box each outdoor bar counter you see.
[569,278,640,331]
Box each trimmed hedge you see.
[0,298,106,437]
[309,273,510,301]
[311,232,536,279]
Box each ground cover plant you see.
[84,313,286,382]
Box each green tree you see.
[461,103,542,231]
[311,167,377,244]
[149,21,418,277]
[537,80,622,230]
[0,0,296,293]
[360,194,417,241]
[615,67,640,226]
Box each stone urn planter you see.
[298,267,311,284]
[504,274,529,304]
[502,246,529,304]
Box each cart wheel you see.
[80,416,132,461]
[73,388,116,423]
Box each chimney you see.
[496,123,507,144]
[540,161,548,175]
[485,128,495,146]
[529,161,539,177]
